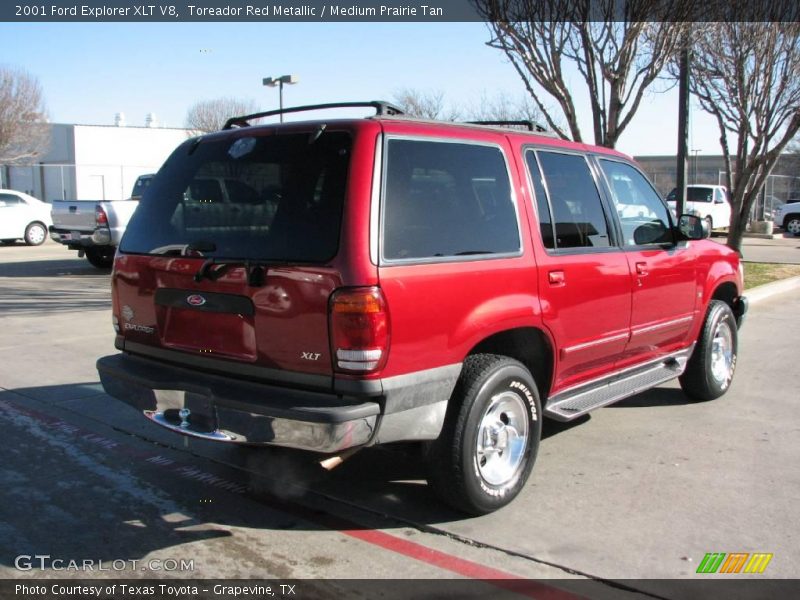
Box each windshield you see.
[120,131,351,262]
[131,175,153,199]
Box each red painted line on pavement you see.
[332,526,583,600]
[0,398,585,599]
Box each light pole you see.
[262,75,299,122]
[691,149,702,184]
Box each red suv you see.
[97,102,747,514]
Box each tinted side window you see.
[600,160,673,246]
[382,139,519,261]
[536,152,610,249]
[524,151,554,249]
[0,194,22,205]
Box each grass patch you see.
[743,262,800,289]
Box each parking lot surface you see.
[726,233,800,264]
[0,242,797,598]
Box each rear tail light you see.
[330,287,389,374]
[95,204,108,226]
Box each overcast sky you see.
[2,22,721,157]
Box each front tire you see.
[85,246,115,269]
[24,222,46,246]
[426,354,541,515]
[786,216,800,236]
[680,300,738,401]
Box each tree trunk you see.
[726,214,747,254]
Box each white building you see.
[3,117,191,202]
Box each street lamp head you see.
[263,74,299,87]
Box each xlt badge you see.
[301,352,321,361]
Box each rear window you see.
[120,131,351,262]
[382,138,519,261]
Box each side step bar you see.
[544,347,694,421]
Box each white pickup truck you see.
[666,184,732,231]
[49,174,153,268]
[773,200,800,236]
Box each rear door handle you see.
[635,262,648,276]
[548,270,565,286]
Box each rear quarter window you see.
[381,138,520,261]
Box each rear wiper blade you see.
[454,250,495,256]
[192,258,301,286]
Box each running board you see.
[544,348,693,422]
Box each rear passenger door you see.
[525,149,632,393]
[596,159,697,367]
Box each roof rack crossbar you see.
[466,120,548,133]
[223,101,405,129]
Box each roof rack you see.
[466,120,549,133]
[223,101,405,129]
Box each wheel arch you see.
[466,327,554,402]
[711,281,738,311]
[784,212,800,229]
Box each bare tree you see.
[185,97,259,134]
[392,88,461,120]
[0,66,49,164]
[474,0,690,147]
[686,17,800,251]
[467,92,548,127]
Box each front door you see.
[596,159,697,367]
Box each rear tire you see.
[24,222,46,246]
[425,354,541,515]
[680,300,738,401]
[85,246,115,269]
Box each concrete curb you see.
[746,275,800,305]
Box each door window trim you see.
[593,155,677,250]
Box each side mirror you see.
[678,214,710,240]
[633,221,670,245]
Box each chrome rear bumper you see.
[97,353,379,453]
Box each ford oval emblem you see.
[186,294,207,307]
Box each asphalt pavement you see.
[725,233,800,264]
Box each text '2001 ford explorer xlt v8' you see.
[97,101,747,515]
